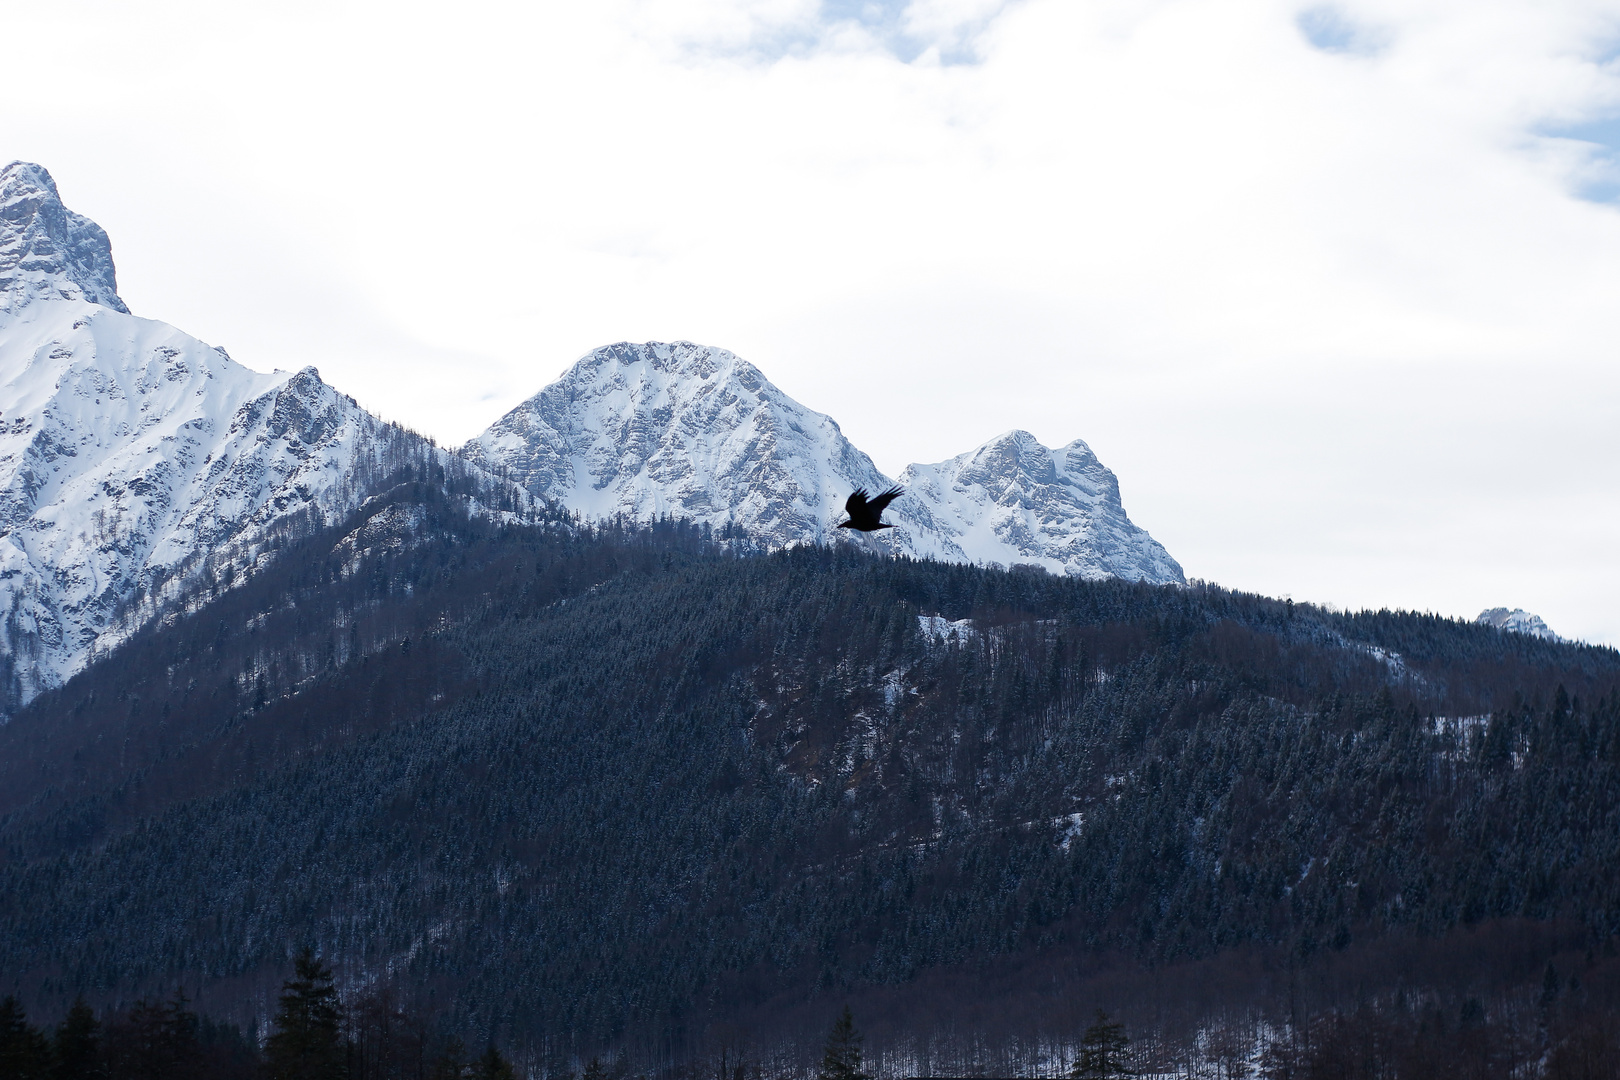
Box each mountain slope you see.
[0,161,505,712]
[2,509,1617,1057]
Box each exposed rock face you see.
[464,342,1184,584]
[1477,607,1559,641]
[1,162,128,314]
[899,430,1184,583]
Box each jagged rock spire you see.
[0,161,128,314]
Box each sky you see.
[2,0,1618,643]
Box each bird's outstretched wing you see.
[845,489,871,517]
[868,486,903,514]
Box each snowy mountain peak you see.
[1,162,127,315]
[1477,607,1559,642]
[899,429,1184,583]
[953,429,1086,489]
[460,340,896,548]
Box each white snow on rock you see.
[0,162,475,712]
[899,430,1184,583]
[917,614,978,645]
[1477,607,1559,642]
[463,342,1184,585]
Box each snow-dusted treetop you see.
[1,162,128,315]
[1477,607,1559,642]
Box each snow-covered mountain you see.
[0,161,474,711]
[899,430,1183,583]
[460,341,936,552]
[1477,607,1559,642]
[463,341,1183,584]
[0,163,1183,710]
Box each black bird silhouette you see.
[838,486,903,532]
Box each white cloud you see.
[2,0,1619,642]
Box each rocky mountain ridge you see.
[461,341,1183,584]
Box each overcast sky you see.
[3,0,1618,643]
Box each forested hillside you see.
[2,482,1619,1074]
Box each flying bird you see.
[839,486,903,532]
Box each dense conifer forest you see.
[3,476,1620,1076]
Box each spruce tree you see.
[471,1045,516,1080]
[428,1036,466,1080]
[817,1007,870,1080]
[105,991,199,1080]
[52,1000,102,1080]
[266,949,347,1080]
[1541,962,1562,1007]
[1072,1011,1133,1079]
[0,997,52,1080]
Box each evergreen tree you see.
[266,949,347,1080]
[1072,1011,1133,1079]
[817,1007,870,1080]
[195,1015,259,1080]
[52,1001,102,1080]
[471,1045,515,1080]
[579,1057,609,1080]
[427,1037,466,1080]
[1541,962,1562,1007]
[0,997,52,1080]
[104,991,199,1080]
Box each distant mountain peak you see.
[1477,607,1559,642]
[899,429,1183,583]
[0,161,128,314]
